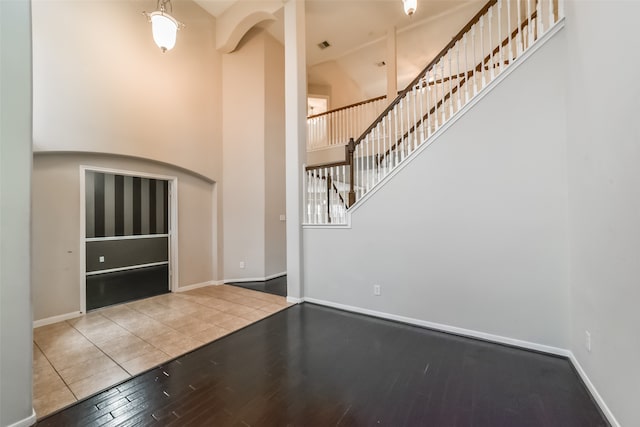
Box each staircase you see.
[304,0,564,225]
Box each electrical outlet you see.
[373,285,381,296]
[280,214,286,221]
[585,330,591,352]
[99,256,105,263]
[239,261,245,269]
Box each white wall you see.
[32,153,217,321]
[0,0,35,425]
[223,29,267,280]
[264,34,287,277]
[304,30,569,349]
[222,28,286,281]
[565,2,640,426]
[31,0,222,181]
[307,61,365,109]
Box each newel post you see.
[346,138,356,207]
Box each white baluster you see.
[527,0,533,48]
[419,78,425,145]
[517,0,523,55]
[480,16,486,89]
[507,0,512,63]
[463,33,470,103]
[412,86,418,152]
[548,0,554,26]
[559,0,564,19]
[325,167,330,224]
[440,59,446,124]
[472,24,478,96]
[537,0,544,36]
[498,1,503,74]
[393,105,399,168]
[382,116,387,178]
[488,8,494,80]
[456,41,462,111]
[422,70,431,138]
[448,51,454,117]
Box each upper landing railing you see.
[304,0,564,225]
[307,96,388,150]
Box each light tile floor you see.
[33,285,291,418]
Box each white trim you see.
[33,311,82,328]
[174,280,223,293]
[86,261,169,276]
[568,352,621,427]
[6,410,37,427]
[79,167,87,314]
[86,233,169,242]
[303,297,568,356]
[79,165,179,312]
[286,296,303,304]
[224,271,287,283]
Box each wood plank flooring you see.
[37,303,609,426]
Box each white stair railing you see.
[307,96,387,150]
[305,0,564,225]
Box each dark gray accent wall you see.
[86,237,168,272]
[86,171,168,238]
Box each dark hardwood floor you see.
[37,303,608,426]
[228,275,287,297]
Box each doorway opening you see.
[81,167,178,312]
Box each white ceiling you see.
[194,0,484,101]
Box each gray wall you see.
[222,28,287,281]
[32,153,217,321]
[304,30,569,349]
[0,0,35,425]
[565,2,640,426]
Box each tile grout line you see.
[33,340,80,402]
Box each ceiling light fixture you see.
[144,0,184,53]
[402,0,417,16]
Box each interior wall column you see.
[386,26,398,101]
[284,0,306,302]
[0,0,36,425]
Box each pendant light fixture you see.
[144,0,184,53]
[402,0,417,16]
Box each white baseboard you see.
[304,297,568,356]
[33,311,83,328]
[286,296,303,304]
[224,271,287,283]
[6,409,36,427]
[174,280,222,292]
[568,352,620,427]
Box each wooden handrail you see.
[307,95,387,120]
[353,0,498,149]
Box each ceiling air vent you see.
[317,40,331,50]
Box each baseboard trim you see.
[303,297,568,356]
[286,296,304,304]
[6,409,36,427]
[33,311,83,328]
[568,352,620,427]
[174,280,222,292]
[224,271,287,283]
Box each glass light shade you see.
[150,11,178,52]
[403,0,417,16]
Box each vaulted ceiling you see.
[194,0,484,101]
